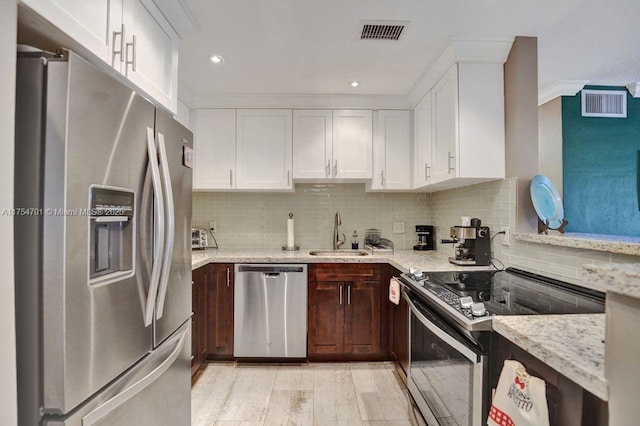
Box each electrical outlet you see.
[501,226,510,246]
[209,221,217,233]
[392,221,406,234]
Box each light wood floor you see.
[191,361,427,426]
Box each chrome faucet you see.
[334,212,346,250]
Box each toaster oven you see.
[191,228,208,249]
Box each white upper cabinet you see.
[413,91,433,188]
[20,0,112,61]
[292,110,333,179]
[431,65,458,183]
[21,0,179,113]
[236,109,293,191]
[428,62,505,189]
[192,109,236,191]
[114,0,179,113]
[332,110,373,179]
[369,110,411,191]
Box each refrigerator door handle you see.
[144,127,165,327]
[81,326,189,426]
[155,133,175,319]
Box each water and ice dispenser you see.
[89,186,135,284]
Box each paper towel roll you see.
[287,213,295,248]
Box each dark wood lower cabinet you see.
[308,263,390,361]
[205,263,234,360]
[492,334,608,426]
[191,266,207,376]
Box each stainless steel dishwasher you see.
[234,264,307,358]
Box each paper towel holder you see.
[283,212,300,251]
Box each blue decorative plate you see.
[530,175,564,229]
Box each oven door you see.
[405,292,487,426]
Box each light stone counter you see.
[492,314,607,401]
[514,232,640,256]
[191,248,492,273]
[583,263,640,299]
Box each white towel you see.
[389,278,400,305]
[487,360,550,426]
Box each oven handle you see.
[405,293,480,363]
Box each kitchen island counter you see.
[492,314,607,401]
[191,248,492,273]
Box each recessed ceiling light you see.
[350,81,360,87]
[209,54,224,64]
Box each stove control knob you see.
[471,302,487,317]
[460,296,474,309]
[413,270,423,278]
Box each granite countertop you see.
[583,263,640,299]
[191,248,493,273]
[492,314,607,401]
[513,232,640,256]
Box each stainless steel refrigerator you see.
[14,48,193,425]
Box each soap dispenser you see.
[352,231,359,249]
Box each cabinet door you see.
[344,282,381,354]
[332,110,373,179]
[431,64,458,183]
[206,264,234,359]
[292,110,333,179]
[413,91,433,188]
[121,0,178,113]
[21,0,112,63]
[236,109,293,190]
[191,267,207,376]
[308,281,345,355]
[371,110,411,190]
[192,109,236,190]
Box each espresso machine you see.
[413,225,434,250]
[442,218,491,266]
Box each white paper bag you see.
[389,278,400,305]
[487,360,549,426]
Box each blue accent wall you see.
[562,86,640,236]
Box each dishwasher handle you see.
[237,265,304,273]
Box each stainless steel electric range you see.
[398,267,605,426]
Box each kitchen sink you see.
[308,250,370,256]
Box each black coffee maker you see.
[413,225,434,250]
[443,218,491,266]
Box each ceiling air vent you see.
[359,20,409,41]
[581,89,627,118]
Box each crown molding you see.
[538,80,589,106]
[626,82,640,97]
[408,37,515,106]
[188,93,411,109]
[177,82,195,107]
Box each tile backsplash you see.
[192,184,431,250]
[192,178,637,289]
[431,178,639,289]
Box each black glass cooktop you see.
[410,267,605,317]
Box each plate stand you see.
[537,218,569,235]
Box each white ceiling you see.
[178,0,640,104]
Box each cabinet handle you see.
[381,170,385,187]
[447,152,455,174]
[229,169,233,187]
[226,267,230,288]
[425,163,431,180]
[347,285,351,305]
[339,285,343,305]
[112,24,125,63]
[125,35,137,72]
[326,159,331,177]
[333,159,338,177]
[287,170,290,186]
